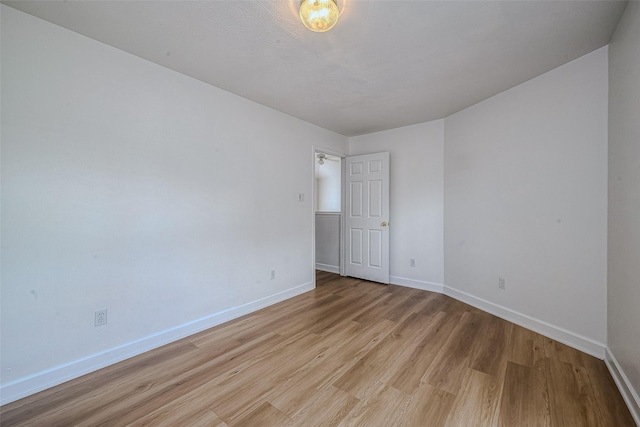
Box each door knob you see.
[381,221,388,227]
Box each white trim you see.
[316,263,340,274]
[340,158,346,276]
[442,285,606,359]
[390,276,444,293]
[0,282,314,406]
[605,347,640,426]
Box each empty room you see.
[1,0,639,425]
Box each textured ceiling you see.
[3,0,628,136]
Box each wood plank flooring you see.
[1,271,635,426]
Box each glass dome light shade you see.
[299,0,340,33]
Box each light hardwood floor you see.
[1,271,635,426]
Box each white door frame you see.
[311,145,347,288]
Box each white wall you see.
[444,47,609,356]
[0,5,347,403]
[349,121,444,291]
[608,1,640,421]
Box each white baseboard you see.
[316,263,340,274]
[0,282,314,406]
[443,285,606,359]
[605,347,640,426]
[390,276,444,293]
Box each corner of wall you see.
[443,284,606,359]
[605,347,640,426]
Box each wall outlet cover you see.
[95,309,108,326]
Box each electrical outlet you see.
[297,193,304,202]
[498,277,506,290]
[270,270,276,280]
[95,309,108,326]
[410,258,416,267]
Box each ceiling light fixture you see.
[299,0,340,33]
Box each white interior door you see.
[345,152,390,284]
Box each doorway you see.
[312,148,391,286]
[314,151,343,275]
